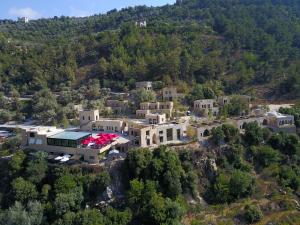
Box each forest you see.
[0,121,299,224]
[0,0,299,99]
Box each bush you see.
[244,204,263,224]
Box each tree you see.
[32,89,58,125]
[211,173,231,203]
[54,188,83,217]
[127,179,183,225]
[244,205,263,224]
[90,171,111,197]
[0,201,43,225]
[250,145,280,168]
[74,209,104,225]
[269,133,299,155]
[54,174,77,194]
[210,127,224,145]
[133,88,156,106]
[228,96,249,116]
[211,170,255,203]
[279,166,300,191]
[229,170,255,200]
[0,201,30,225]
[102,207,132,225]
[0,109,12,123]
[221,124,239,143]
[2,135,21,151]
[11,178,38,204]
[125,148,152,179]
[26,151,48,184]
[9,150,26,176]
[186,84,215,105]
[243,122,264,146]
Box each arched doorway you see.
[203,129,210,137]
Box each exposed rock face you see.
[103,186,113,201]
[204,158,218,180]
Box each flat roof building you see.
[137,101,174,118]
[19,126,126,164]
[194,99,219,116]
[162,87,185,101]
[135,81,152,90]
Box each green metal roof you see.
[48,131,91,140]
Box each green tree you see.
[211,127,224,145]
[26,151,48,184]
[9,150,26,176]
[54,188,83,217]
[102,207,132,225]
[243,122,264,146]
[244,204,263,224]
[221,124,239,143]
[32,89,58,125]
[74,209,104,225]
[229,170,255,200]
[212,173,231,203]
[0,201,43,225]
[90,171,111,197]
[54,174,77,194]
[250,145,280,168]
[228,96,249,116]
[11,178,38,204]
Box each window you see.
[159,136,164,143]
[177,129,181,140]
[88,116,91,120]
[147,139,150,146]
[167,128,173,141]
[29,133,35,137]
[36,139,42,145]
[82,116,85,120]
[146,131,150,136]
[89,156,95,160]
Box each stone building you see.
[135,81,152,90]
[162,87,185,101]
[136,101,174,118]
[193,99,219,116]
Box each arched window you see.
[203,129,210,137]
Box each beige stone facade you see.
[135,81,152,90]
[128,120,186,148]
[162,87,185,101]
[106,99,129,114]
[194,99,219,116]
[81,118,128,133]
[79,110,100,126]
[137,101,174,118]
[20,126,122,164]
[145,113,166,125]
[265,112,296,133]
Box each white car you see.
[54,156,63,161]
[60,155,71,162]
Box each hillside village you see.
[0,0,300,224]
[1,81,297,164]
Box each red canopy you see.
[82,133,120,147]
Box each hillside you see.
[0,0,300,98]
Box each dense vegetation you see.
[0,120,299,224]
[0,0,300,99]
